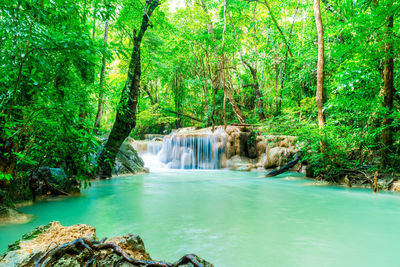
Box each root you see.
[35,237,206,267]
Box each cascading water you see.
[133,141,164,170]
[136,129,226,170]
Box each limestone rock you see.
[0,222,214,267]
[107,234,150,260]
[263,147,296,169]
[343,176,352,187]
[391,181,400,192]
[227,155,255,171]
[0,221,96,267]
[113,140,145,175]
[0,205,32,225]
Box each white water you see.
[135,130,226,171]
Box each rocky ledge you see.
[0,221,213,267]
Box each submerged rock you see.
[0,205,32,225]
[0,221,213,267]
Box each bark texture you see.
[97,0,159,178]
[314,0,327,151]
[381,14,395,168]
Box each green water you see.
[1,170,400,266]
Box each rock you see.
[256,142,266,158]
[30,167,80,198]
[263,147,296,169]
[227,155,254,171]
[113,140,145,175]
[144,134,165,141]
[378,179,389,190]
[235,164,253,171]
[107,234,149,260]
[391,181,400,192]
[0,221,96,267]
[0,222,214,267]
[343,175,352,187]
[255,135,265,143]
[149,126,299,172]
[0,205,32,225]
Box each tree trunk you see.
[94,20,109,132]
[227,74,246,123]
[222,0,227,129]
[200,0,218,130]
[143,84,155,105]
[381,14,395,169]
[229,10,265,120]
[97,0,159,178]
[252,2,265,120]
[276,0,300,115]
[314,0,327,151]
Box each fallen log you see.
[266,152,301,177]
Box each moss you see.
[21,222,52,241]
[5,222,53,255]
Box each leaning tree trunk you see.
[97,0,159,178]
[94,20,109,133]
[314,0,327,152]
[381,14,395,169]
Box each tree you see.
[313,0,326,152]
[94,20,110,133]
[97,0,159,178]
[381,10,395,169]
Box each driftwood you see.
[35,237,206,267]
[266,152,301,177]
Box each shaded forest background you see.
[0,0,399,187]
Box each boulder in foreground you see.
[0,221,213,267]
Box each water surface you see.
[1,170,400,267]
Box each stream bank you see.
[0,138,146,225]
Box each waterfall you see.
[136,129,226,170]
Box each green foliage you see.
[0,173,12,181]
[0,0,106,184]
[0,0,399,196]
[133,105,178,139]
